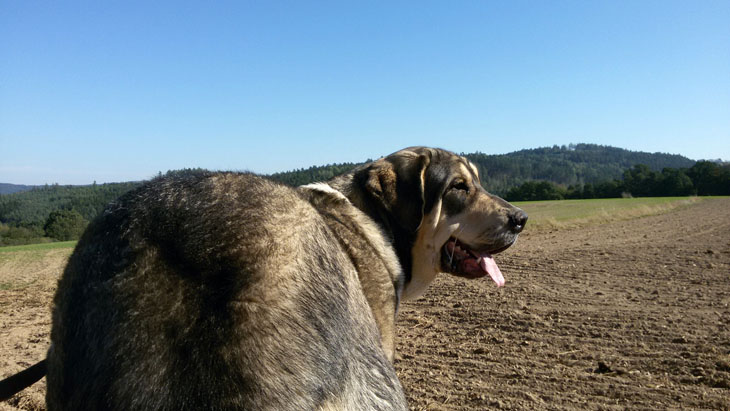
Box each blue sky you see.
[2,1,729,185]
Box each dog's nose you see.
[508,209,528,233]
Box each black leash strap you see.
[0,359,47,401]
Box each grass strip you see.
[513,196,708,232]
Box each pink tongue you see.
[478,254,505,287]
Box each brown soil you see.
[0,249,66,411]
[2,198,729,410]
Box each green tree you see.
[623,164,658,197]
[658,168,694,196]
[593,180,623,198]
[687,161,730,195]
[582,183,596,199]
[506,181,565,201]
[0,223,46,246]
[44,209,88,241]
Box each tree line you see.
[1,145,725,246]
[269,162,361,186]
[0,168,211,246]
[505,161,730,201]
[268,144,696,197]
[464,144,695,196]
[0,181,140,246]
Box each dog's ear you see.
[362,149,431,232]
[364,162,398,209]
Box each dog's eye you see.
[451,181,469,193]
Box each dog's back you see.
[47,172,406,410]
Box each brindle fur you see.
[39,147,525,410]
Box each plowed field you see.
[2,198,729,410]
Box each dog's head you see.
[355,147,527,300]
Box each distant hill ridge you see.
[0,144,697,228]
[270,144,696,195]
[0,183,36,195]
[464,143,695,195]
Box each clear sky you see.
[2,1,729,185]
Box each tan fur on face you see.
[404,197,451,300]
[467,161,479,179]
[404,161,518,299]
[454,193,516,249]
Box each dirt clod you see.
[594,362,613,374]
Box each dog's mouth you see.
[441,238,513,287]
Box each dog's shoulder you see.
[299,182,405,360]
[298,182,403,292]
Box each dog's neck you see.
[299,182,404,361]
[326,174,376,222]
[329,172,418,293]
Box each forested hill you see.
[0,144,700,241]
[0,183,36,195]
[464,144,695,195]
[270,144,696,195]
[0,182,140,227]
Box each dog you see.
[1,147,526,409]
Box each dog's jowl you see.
[29,147,526,410]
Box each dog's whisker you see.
[448,228,463,266]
